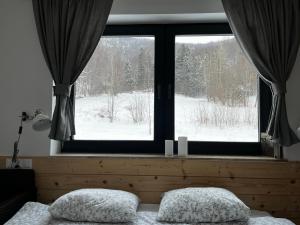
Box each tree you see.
[137,48,147,90]
[124,61,136,91]
[176,44,190,95]
[104,49,123,122]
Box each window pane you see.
[74,36,154,140]
[175,35,258,142]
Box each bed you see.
[5,202,295,225]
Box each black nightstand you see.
[0,169,37,224]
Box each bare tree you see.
[126,94,146,123]
[104,50,123,122]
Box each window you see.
[63,24,271,155]
[74,36,155,140]
[175,35,258,142]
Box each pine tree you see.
[144,50,154,91]
[176,44,203,97]
[137,48,146,90]
[175,44,191,95]
[124,62,135,91]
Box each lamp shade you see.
[297,127,300,139]
[32,113,51,131]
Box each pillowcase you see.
[157,187,250,223]
[48,188,139,223]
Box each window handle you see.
[168,84,172,100]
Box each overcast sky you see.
[176,35,234,44]
[103,35,235,44]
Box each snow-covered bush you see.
[126,94,146,123]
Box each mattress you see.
[5,202,295,225]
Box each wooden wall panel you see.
[0,158,5,168]
[35,174,300,195]
[28,157,300,178]
[1,156,300,224]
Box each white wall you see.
[0,0,52,156]
[0,0,299,159]
[110,0,224,14]
[284,50,300,161]
[109,0,225,24]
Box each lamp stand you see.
[11,112,29,168]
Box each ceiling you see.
[108,0,226,24]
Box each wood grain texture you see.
[35,174,300,195]
[1,156,300,224]
[0,157,5,168]
[22,156,300,178]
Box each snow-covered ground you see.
[74,92,259,142]
[175,94,258,142]
[74,92,154,140]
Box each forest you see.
[74,36,258,141]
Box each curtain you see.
[222,0,300,146]
[32,0,113,140]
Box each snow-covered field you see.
[74,92,154,140]
[175,94,258,142]
[74,92,259,142]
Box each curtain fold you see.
[32,0,113,140]
[222,0,300,146]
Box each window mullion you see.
[154,27,167,142]
[164,27,175,140]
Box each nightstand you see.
[0,169,36,224]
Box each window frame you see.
[62,23,271,155]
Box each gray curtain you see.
[32,0,113,140]
[222,0,300,146]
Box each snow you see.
[74,92,259,142]
[175,95,258,142]
[74,92,154,140]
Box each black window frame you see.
[62,23,272,156]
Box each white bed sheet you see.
[5,202,295,225]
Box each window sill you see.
[51,153,280,161]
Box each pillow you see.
[48,188,139,223]
[157,187,250,223]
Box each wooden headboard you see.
[1,156,300,224]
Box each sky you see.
[105,35,234,44]
[176,35,234,44]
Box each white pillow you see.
[48,188,139,223]
[157,187,250,223]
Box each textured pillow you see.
[48,188,139,223]
[157,187,250,223]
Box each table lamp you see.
[11,109,51,168]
